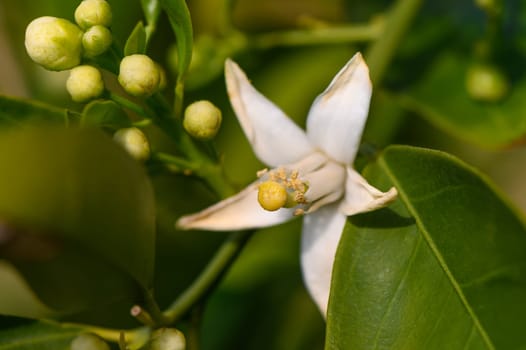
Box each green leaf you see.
[0,261,54,319]
[0,126,156,325]
[81,100,131,130]
[141,0,161,41]
[399,52,526,148]
[124,21,147,56]
[160,0,193,81]
[327,146,526,349]
[0,95,69,126]
[0,319,83,350]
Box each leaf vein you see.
[419,285,452,349]
[371,234,423,349]
[380,157,496,350]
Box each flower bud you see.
[82,25,112,57]
[25,16,83,71]
[118,54,160,97]
[113,127,151,161]
[466,63,509,102]
[75,0,112,30]
[148,328,186,350]
[66,65,104,102]
[183,100,222,140]
[70,333,110,350]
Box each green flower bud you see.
[25,16,83,71]
[70,333,110,350]
[82,25,112,57]
[66,65,104,102]
[466,64,509,102]
[118,54,160,97]
[148,328,186,350]
[113,127,151,161]
[183,100,222,140]
[75,0,112,30]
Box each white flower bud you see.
[66,65,104,103]
[25,16,83,71]
[82,25,112,57]
[113,127,151,161]
[118,54,160,97]
[74,0,112,30]
[148,328,186,350]
[183,100,222,140]
[70,333,110,350]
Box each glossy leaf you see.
[0,126,156,324]
[81,100,131,130]
[399,52,526,148]
[0,318,83,350]
[124,21,147,56]
[327,145,526,349]
[160,0,193,81]
[0,95,69,126]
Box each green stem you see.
[163,230,254,323]
[174,81,185,119]
[155,152,198,172]
[218,0,236,34]
[143,289,170,326]
[186,305,204,350]
[252,23,382,49]
[156,148,235,199]
[365,0,423,85]
[108,92,154,120]
[62,323,150,350]
[132,118,153,127]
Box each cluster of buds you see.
[25,1,223,146]
[25,0,113,102]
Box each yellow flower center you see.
[256,167,309,213]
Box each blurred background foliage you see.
[1,0,526,348]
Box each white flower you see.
[176,53,397,316]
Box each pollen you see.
[258,181,288,211]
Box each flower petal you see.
[225,59,314,167]
[303,160,346,212]
[176,182,296,231]
[301,204,346,317]
[340,167,398,216]
[306,52,372,164]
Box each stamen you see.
[257,167,310,212]
[294,208,305,216]
[256,168,268,178]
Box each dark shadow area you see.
[350,207,415,229]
